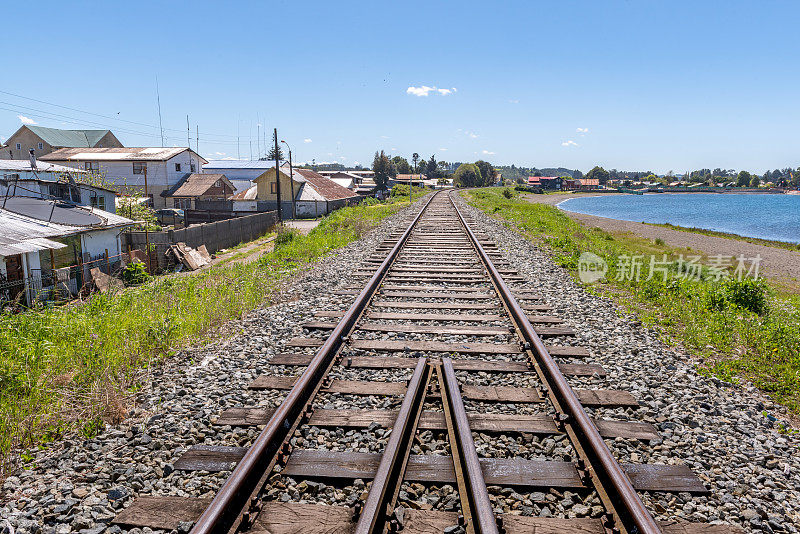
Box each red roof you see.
[579,178,600,186]
[527,176,559,184]
[294,168,360,201]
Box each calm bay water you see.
[558,193,800,244]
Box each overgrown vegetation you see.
[0,196,411,477]
[464,187,800,413]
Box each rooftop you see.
[203,159,276,170]
[164,173,232,197]
[0,159,87,174]
[41,147,208,163]
[25,126,113,148]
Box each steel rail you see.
[439,358,499,534]
[448,192,662,534]
[354,358,431,534]
[191,192,439,534]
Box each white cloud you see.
[439,148,448,151]
[214,151,226,156]
[391,148,397,151]
[380,135,390,139]
[561,140,579,147]
[406,85,456,97]
[509,99,519,104]
[481,150,495,155]
[576,127,589,134]
[303,138,312,143]
[465,131,479,139]
[18,115,37,125]
[221,156,237,160]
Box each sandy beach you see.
[522,192,800,290]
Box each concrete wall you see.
[123,210,279,269]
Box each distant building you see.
[0,197,135,305]
[390,174,427,187]
[40,147,207,209]
[163,173,235,210]
[252,167,360,218]
[3,125,123,160]
[0,159,118,213]
[202,160,276,192]
[528,176,562,190]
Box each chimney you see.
[29,149,37,170]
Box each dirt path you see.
[523,192,800,290]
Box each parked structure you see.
[229,185,258,212]
[40,147,207,208]
[0,159,117,212]
[3,125,123,160]
[564,177,600,190]
[163,173,235,209]
[202,160,275,192]
[0,197,135,305]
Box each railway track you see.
[113,191,741,534]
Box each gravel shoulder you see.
[521,192,800,290]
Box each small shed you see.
[163,173,235,209]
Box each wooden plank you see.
[174,445,247,472]
[459,385,542,403]
[215,407,656,440]
[271,354,530,372]
[575,389,639,407]
[500,516,742,534]
[248,375,407,396]
[348,339,522,354]
[371,301,499,310]
[250,503,355,534]
[377,285,493,292]
[379,291,495,299]
[304,322,511,336]
[112,496,212,529]
[558,363,607,376]
[366,312,507,321]
[546,345,591,358]
[624,463,708,493]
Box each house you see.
[229,185,258,212]
[40,147,208,208]
[0,197,135,305]
[202,160,275,192]
[577,177,600,190]
[320,171,363,190]
[252,167,361,218]
[0,159,117,212]
[3,125,123,160]
[527,176,562,190]
[391,174,427,187]
[162,173,235,210]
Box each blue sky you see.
[1,1,798,174]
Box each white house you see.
[40,147,207,209]
[0,159,118,213]
[0,197,135,305]
[202,160,276,192]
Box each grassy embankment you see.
[0,196,411,476]
[464,188,800,418]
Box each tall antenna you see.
[237,117,240,160]
[187,115,190,148]
[156,76,165,147]
[196,125,199,157]
[257,114,261,159]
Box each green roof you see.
[26,126,112,148]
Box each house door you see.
[4,254,25,300]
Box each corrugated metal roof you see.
[230,185,258,200]
[41,147,208,163]
[0,159,87,173]
[164,174,233,197]
[26,126,111,148]
[293,169,360,201]
[0,237,67,256]
[203,159,277,170]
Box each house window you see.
[175,163,181,172]
[89,195,106,211]
[84,161,99,172]
[215,179,222,187]
[270,182,277,194]
[190,162,196,172]
[16,143,21,150]
[133,162,147,174]
[38,142,44,150]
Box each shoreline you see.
[520,192,800,291]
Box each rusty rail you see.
[354,358,431,534]
[449,192,662,534]
[190,192,439,534]
[439,358,499,534]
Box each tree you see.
[372,150,396,191]
[392,156,411,174]
[426,155,439,180]
[736,170,751,187]
[475,160,495,186]
[453,163,482,188]
[586,166,610,185]
[418,159,428,176]
[267,143,284,161]
[750,174,761,188]
[412,153,420,173]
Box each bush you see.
[502,188,513,199]
[391,184,410,197]
[122,261,150,286]
[723,277,769,315]
[276,227,300,247]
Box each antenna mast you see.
[156,76,165,147]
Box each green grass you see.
[0,196,410,476]
[463,187,800,414]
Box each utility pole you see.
[196,126,199,158]
[273,128,282,224]
[143,165,151,274]
[282,140,295,220]
[187,115,190,148]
